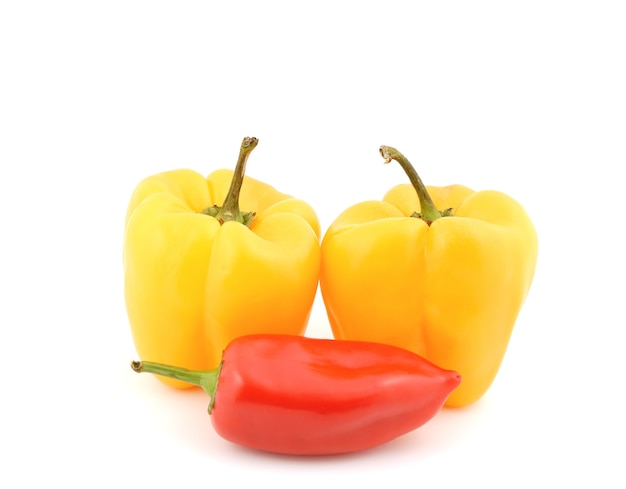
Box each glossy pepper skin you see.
[320,146,538,407]
[124,138,321,388]
[131,334,461,455]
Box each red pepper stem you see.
[210,136,259,226]
[131,360,221,412]
[379,145,452,225]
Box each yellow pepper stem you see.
[202,136,259,227]
[379,145,453,225]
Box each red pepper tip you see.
[445,371,462,391]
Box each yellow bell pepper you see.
[124,137,321,388]
[320,145,538,407]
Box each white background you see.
[1,1,625,487]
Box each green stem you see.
[131,360,221,413]
[379,145,453,225]
[201,136,258,227]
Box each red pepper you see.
[131,334,461,455]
